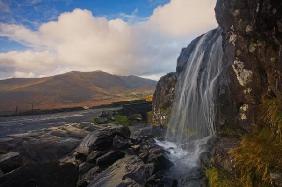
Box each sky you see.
[0,0,217,80]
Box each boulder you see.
[113,135,130,149]
[75,126,130,154]
[0,152,22,173]
[21,137,80,162]
[75,152,87,162]
[87,151,106,163]
[79,162,95,175]
[147,153,173,173]
[96,151,125,167]
[94,117,109,125]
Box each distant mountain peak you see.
[0,71,157,114]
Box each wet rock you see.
[124,163,155,184]
[0,170,3,177]
[94,111,117,124]
[96,151,125,167]
[147,152,173,173]
[131,145,141,152]
[0,162,78,187]
[79,166,100,183]
[21,137,80,162]
[113,135,130,149]
[75,152,87,162]
[87,151,106,163]
[79,162,95,174]
[94,117,109,124]
[0,152,22,173]
[88,155,150,187]
[75,126,130,154]
[146,173,178,187]
[77,180,89,187]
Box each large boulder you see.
[75,126,130,154]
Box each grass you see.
[260,98,282,141]
[147,111,153,124]
[218,125,245,137]
[205,167,241,187]
[114,115,131,126]
[227,98,282,186]
[229,128,282,186]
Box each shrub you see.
[114,115,130,126]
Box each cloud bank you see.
[0,0,217,80]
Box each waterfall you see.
[166,28,223,147]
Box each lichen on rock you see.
[232,60,253,87]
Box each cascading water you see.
[155,28,224,186]
[166,28,223,146]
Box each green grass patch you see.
[114,115,131,126]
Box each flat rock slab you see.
[0,152,22,173]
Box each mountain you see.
[0,71,157,114]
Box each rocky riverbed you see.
[0,105,179,187]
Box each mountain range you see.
[0,71,157,114]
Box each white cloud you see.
[0,0,217,80]
[148,0,217,37]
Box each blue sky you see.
[0,0,168,52]
[0,0,169,28]
[0,0,217,80]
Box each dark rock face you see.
[212,0,282,178]
[0,162,78,187]
[152,73,177,126]
[215,0,282,131]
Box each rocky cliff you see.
[152,72,177,126]
[153,0,282,186]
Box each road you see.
[0,107,121,138]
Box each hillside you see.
[0,71,156,114]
